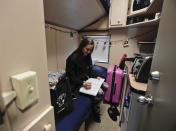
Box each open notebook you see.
[79,78,105,96]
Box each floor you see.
[86,102,121,131]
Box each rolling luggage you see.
[104,65,123,104]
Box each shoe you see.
[111,106,120,116]
[93,115,101,123]
[107,107,118,121]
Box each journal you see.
[79,78,105,96]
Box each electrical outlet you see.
[11,71,39,110]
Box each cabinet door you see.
[23,106,55,131]
[109,0,128,27]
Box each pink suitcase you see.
[104,65,123,104]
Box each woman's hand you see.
[49,81,57,87]
[83,82,92,89]
[97,76,102,80]
[103,82,109,89]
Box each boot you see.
[92,104,101,123]
[107,105,119,121]
[93,113,101,123]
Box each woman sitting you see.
[66,38,107,123]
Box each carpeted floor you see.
[86,102,121,131]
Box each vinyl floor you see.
[86,102,121,131]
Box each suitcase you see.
[104,65,123,104]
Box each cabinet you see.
[120,74,147,131]
[119,62,147,131]
[23,106,55,131]
[109,0,163,29]
[109,0,128,28]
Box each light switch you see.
[11,71,39,110]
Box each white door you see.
[138,0,176,131]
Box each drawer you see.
[22,106,55,131]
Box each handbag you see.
[50,74,74,120]
[131,56,152,83]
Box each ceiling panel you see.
[44,0,106,30]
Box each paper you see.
[79,78,105,96]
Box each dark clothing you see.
[66,50,96,92]
[66,50,106,122]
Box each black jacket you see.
[66,50,96,92]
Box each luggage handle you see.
[113,65,117,71]
[110,65,117,103]
[113,84,116,95]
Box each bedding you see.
[48,70,65,89]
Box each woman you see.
[66,38,107,123]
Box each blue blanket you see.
[55,94,92,131]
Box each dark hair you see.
[76,38,94,55]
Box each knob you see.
[44,124,52,131]
[150,71,160,80]
[137,95,153,105]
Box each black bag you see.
[100,0,110,14]
[133,0,150,11]
[50,75,73,120]
[132,56,152,83]
[131,57,144,75]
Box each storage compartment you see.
[109,0,128,27]
[126,14,155,25]
[138,42,155,54]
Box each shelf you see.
[109,18,159,31]
[138,42,155,45]
[129,74,147,92]
[109,17,160,30]
[126,17,160,28]
[127,0,164,18]
[110,17,159,29]
[110,17,159,42]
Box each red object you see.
[119,54,127,67]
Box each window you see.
[83,35,110,64]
